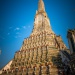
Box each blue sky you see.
[0,0,75,69]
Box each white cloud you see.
[22,26,26,29]
[15,27,20,30]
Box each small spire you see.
[38,0,45,12]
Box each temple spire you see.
[38,0,45,12]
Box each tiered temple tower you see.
[1,0,67,75]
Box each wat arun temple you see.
[1,0,69,75]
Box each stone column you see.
[37,47,42,62]
[41,46,47,62]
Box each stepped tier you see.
[1,32,65,75]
